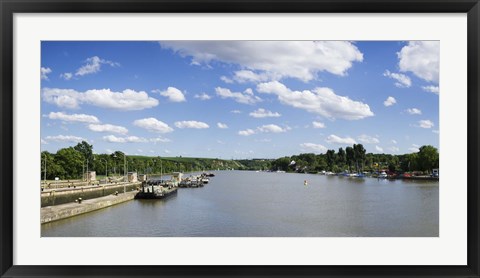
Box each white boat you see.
[379,171,388,178]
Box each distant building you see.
[138,174,147,182]
[84,171,96,182]
[128,172,138,182]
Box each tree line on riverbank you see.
[41,141,439,180]
[267,144,439,174]
[41,141,241,180]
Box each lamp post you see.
[43,153,47,186]
[101,159,107,184]
[113,152,127,193]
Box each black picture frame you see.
[1,0,479,277]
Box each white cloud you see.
[103,135,147,143]
[232,70,271,83]
[42,88,159,110]
[398,41,439,83]
[220,76,234,84]
[391,140,398,144]
[417,119,434,129]
[249,108,281,118]
[389,146,400,152]
[312,121,326,128]
[383,70,412,88]
[75,56,119,76]
[231,110,242,114]
[44,135,86,143]
[150,137,171,143]
[326,134,357,145]
[41,139,48,145]
[160,41,363,82]
[408,147,420,153]
[257,124,288,133]
[422,85,439,95]
[194,93,212,100]
[406,108,422,115]
[174,121,209,129]
[238,129,256,136]
[300,143,328,153]
[257,81,373,120]
[154,87,186,102]
[47,112,100,123]
[41,67,52,80]
[133,118,174,133]
[215,87,261,105]
[357,134,380,144]
[88,124,128,135]
[383,96,397,107]
[432,129,439,134]
[60,72,73,80]
[375,145,384,153]
[217,122,228,129]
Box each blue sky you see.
[40,41,439,159]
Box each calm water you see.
[42,171,438,237]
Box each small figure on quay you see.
[304,180,308,186]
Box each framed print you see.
[1,0,479,277]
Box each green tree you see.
[417,145,439,173]
[55,147,83,179]
[337,148,346,170]
[346,146,354,172]
[353,144,366,173]
[326,150,336,171]
[74,141,93,161]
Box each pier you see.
[41,191,137,224]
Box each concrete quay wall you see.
[41,182,141,207]
[41,191,137,224]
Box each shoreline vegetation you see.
[41,141,439,181]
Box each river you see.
[41,170,439,237]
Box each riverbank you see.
[41,191,137,224]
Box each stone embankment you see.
[41,191,137,224]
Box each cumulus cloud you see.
[389,146,400,152]
[103,135,147,143]
[383,96,397,107]
[231,110,242,114]
[249,108,281,118]
[238,129,256,136]
[375,146,384,153]
[406,108,422,115]
[217,122,228,129]
[75,56,119,76]
[417,119,434,129]
[41,67,52,80]
[391,139,398,144]
[46,112,99,123]
[300,143,328,153]
[133,118,174,133]
[326,134,357,145]
[60,72,73,80]
[312,121,326,128]
[256,81,373,120]
[357,134,380,144]
[153,87,186,102]
[257,124,288,133]
[42,88,159,110]
[383,70,412,88]
[150,137,171,143]
[44,135,86,143]
[422,85,439,95]
[408,146,420,153]
[88,124,128,135]
[194,93,212,100]
[160,41,363,82]
[398,41,439,83]
[232,70,271,83]
[215,87,261,105]
[174,121,209,129]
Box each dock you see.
[41,191,137,224]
